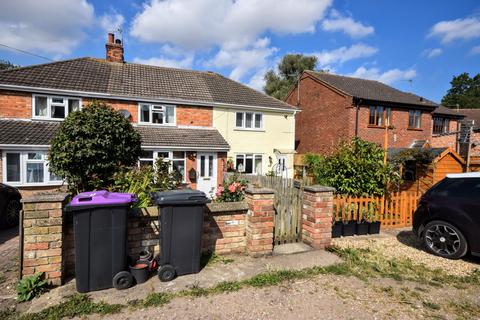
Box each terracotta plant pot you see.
[368,221,381,234]
[342,220,356,237]
[332,222,343,238]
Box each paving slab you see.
[273,242,312,255]
[26,249,342,313]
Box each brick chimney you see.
[105,32,124,63]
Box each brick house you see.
[285,71,463,154]
[430,105,464,151]
[0,33,297,197]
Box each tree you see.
[264,54,317,100]
[303,138,399,196]
[0,59,18,71]
[441,72,480,109]
[49,101,142,193]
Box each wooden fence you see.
[224,173,304,244]
[333,191,420,228]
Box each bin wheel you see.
[158,265,176,282]
[113,271,133,290]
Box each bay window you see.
[235,154,262,174]
[33,95,81,119]
[139,104,176,125]
[138,150,186,181]
[235,111,263,130]
[3,151,62,185]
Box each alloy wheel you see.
[425,224,461,256]
[5,200,20,227]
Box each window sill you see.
[367,125,387,129]
[137,122,177,127]
[32,117,65,121]
[233,128,265,132]
[407,128,423,131]
[5,182,64,188]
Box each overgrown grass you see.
[200,252,234,268]
[8,246,480,320]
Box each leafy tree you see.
[264,54,317,100]
[441,72,480,109]
[303,138,399,196]
[49,101,142,193]
[0,59,18,71]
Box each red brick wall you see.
[0,90,31,118]
[176,105,212,126]
[286,75,354,154]
[431,119,461,150]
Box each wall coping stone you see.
[207,201,248,213]
[304,185,336,193]
[21,192,70,204]
[245,187,275,195]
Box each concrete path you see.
[0,227,19,310]
[26,249,341,313]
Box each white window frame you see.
[235,153,263,174]
[2,151,63,187]
[32,94,82,120]
[138,150,186,182]
[234,111,264,130]
[138,103,176,126]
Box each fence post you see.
[21,192,70,286]
[245,187,275,257]
[301,185,335,249]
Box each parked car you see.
[413,173,480,259]
[0,183,22,228]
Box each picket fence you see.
[333,191,420,228]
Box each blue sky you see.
[1,0,479,103]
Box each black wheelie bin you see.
[66,190,137,293]
[151,189,209,282]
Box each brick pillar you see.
[302,185,335,249]
[21,193,69,286]
[245,187,275,256]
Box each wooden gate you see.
[224,173,303,244]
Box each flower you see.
[216,186,224,196]
[228,184,236,193]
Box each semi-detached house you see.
[0,33,297,196]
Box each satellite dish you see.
[118,109,131,119]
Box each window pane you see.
[254,114,262,128]
[245,157,253,173]
[49,171,62,181]
[51,97,64,104]
[34,96,48,117]
[140,105,150,122]
[173,160,185,179]
[152,110,164,124]
[376,106,384,126]
[28,152,43,160]
[444,119,450,133]
[245,113,253,128]
[6,153,20,182]
[166,106,175,123]
[140,150,154,159]
[140,160,154,167]
[51,105,65,118]
[408,110,415,127]
[236,112,243,127]
[157,152,169,159]
[26,163,44,183]
[369,106,375,125]
[200,155,205,177]
[208,156,213,177]
[236,155,244,172]
[172,151,184,159]
[415,110,421,128]
[254,155,262,174]
[68,99,80,113]
[386,108,391,126]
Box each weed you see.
[17,272,48,302]
[142,292,174,307]
[423,301,441,310]
[448,300,480,319]
[183,283,209,297]
[212,281,242,293]
[201,252,234,267]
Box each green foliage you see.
[16,272,48,302]
[141,292,174,307]
[215,173,247,202]
[389,148,434,167]
[49,101,141,193]
[303,138,399,196]
[264,54,317,100]
[0,59,18,71]
[441,72,480,109]
[110,158,182,207]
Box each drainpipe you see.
[354,97,362,137]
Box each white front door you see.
[276,155,288,178]
[197,153,217,195]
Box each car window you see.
[431,178,480,198]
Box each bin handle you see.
[77,196,93,202]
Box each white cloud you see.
[422,48,443,58]
[130,0,332,50]
[470,45,480,55]
[99,12,125,33]
[321,9,374,38]
[312,44,378,67]
[0,0,94,56]
[429,17,480,44]
[347,67,416,85]
[246,68,268,91]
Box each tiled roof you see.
[387,147,448,161]
[306,71,438,108]
[456,109,480,129]
[0,119,229,150]
[432,105,465,118]
[0,57,295,111]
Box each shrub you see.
[17,272,48,302]
[110,158,183,208]
[215,174,247,202]
[48,101,141,193]
[303,137,399,196]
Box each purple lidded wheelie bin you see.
[66,190,136,293]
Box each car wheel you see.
[3,199,20,228]
[423,220,468,259]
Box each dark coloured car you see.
[0,183,22,228]
[413,173,480,259]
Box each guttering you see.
[0,83,297,114]
[0,144,229,152]
[353,97,362,137]
[0,144,50,150]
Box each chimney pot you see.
[108,33,114,44]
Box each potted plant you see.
[364,209,381,234]
[341,203,356,237]
[355,206,370,236]
[331,206,343,238]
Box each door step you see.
[273,242,312,255]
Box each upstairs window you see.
[139,104,175,125]
[408,110,422,129]
[235,111,263,130]
[33,95,81,119]
[433,117,450,134]
[368,106,391,127]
